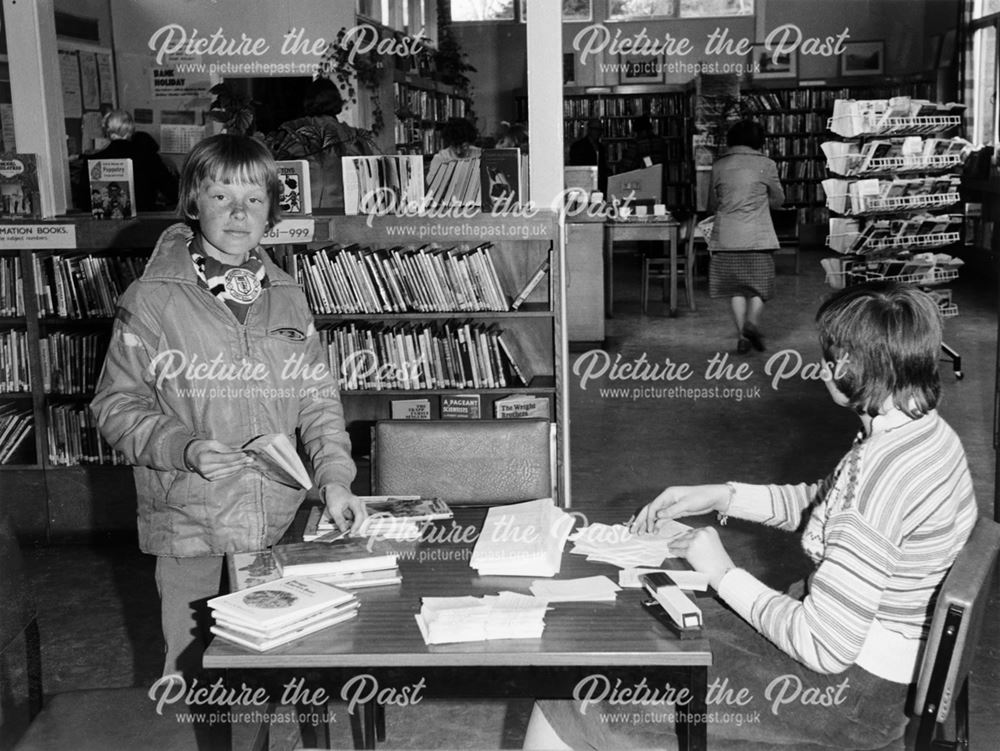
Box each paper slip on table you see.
[204,508,712,750]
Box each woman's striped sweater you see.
[717,409,977,680]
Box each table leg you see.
[604,224,614,318]
[675,666,708,751]
[669,225,678,317]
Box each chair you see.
[371,418,554,505]
[910,515,1000,751]
[640,215,697,313]
[771,208,800,274]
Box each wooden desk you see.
[205,509,711,750]
[604,219,681,317]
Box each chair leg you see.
[955,676,969,747]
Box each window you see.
[450,0,516,22]
[608,0,752,21]
[970,2,1000,146]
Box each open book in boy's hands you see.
[242,434,312,490]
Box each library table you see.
[204,508,712,750]
[604,217,682,317]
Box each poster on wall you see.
[96,53,116,105]
[79,52,101,111]
[151,54,212,100]
[58,50,83,118]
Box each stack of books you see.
[208,577,359,652]
[470,498,574,577]
[414,592,548,644]
[273,538,399,578]
[342,155,424,215]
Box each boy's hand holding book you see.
[184,438,253,481]
[322,485,368,534]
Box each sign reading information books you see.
[0,224,78,249]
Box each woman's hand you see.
[630,484,730,535]
[322,486,368,534]
[669,527,735,590]
[184,439,252,481]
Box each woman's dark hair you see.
[303,78,344,117]
[726,119,767,150]
[178,134,282,230]
[441,118,478,149]
[816,281,942,418]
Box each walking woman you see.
[707,119,785,353]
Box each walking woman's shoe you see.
[736,336,751,354]
[743,324,765,352]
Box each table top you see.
[204,508,712,670]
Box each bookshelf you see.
[0,212,568,537]
[277,212,567,506]
[739,80,937,234]
[392,70,470,157]
[561,86,694,210]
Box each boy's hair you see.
[816,281,942,418]
[103,110,135,141]
[726,119,766,150]
[178,134,281,229]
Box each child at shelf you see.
[525,281,977,750]
[91,133,366,680]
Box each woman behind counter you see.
[707,119,785,354]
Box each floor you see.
[11,247,1000,750]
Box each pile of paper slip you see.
[208,577,359,652]
[415,592,549,644]
[470,498,575,577]
[529,576,620,602]
[568,520,691,569]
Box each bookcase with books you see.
[820,96,969,376]
[739,80,937,232]
[561,87,693,210]
[392,72,470,157]
[271,211,567,504]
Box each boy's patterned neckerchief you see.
[188,237,270,323]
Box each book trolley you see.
[821,98,969,378]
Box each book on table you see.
[87,158,136,219]
[303,496,453,542]
[276,159,311,215]
[242,433,311,490]
[210,604,359,652]
[272,538,398,577]
[0,153,41,219]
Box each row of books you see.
[605,141,688,167]
[33,253,148,319]
[425,156,482,208]
[821,137,971,177]
[822,176,961,216]
[389,393,550,420]
[317,320,537,391]
[39,332,108,395]
[828,214,964,254]
[1,329,30,392]
[829,97,966,138]
[0,256,25,316]
[576,117,687,140]
[781,182,825,205]
[563,95,688,119]
[763,135,824,158]
[342,155,425,216]
[296,243,548,315]
[775,159,827,182]
[822,254,963,292]
[393,83,467,123]
[757,114,829,134]
[0,406,32,464]
[47,402,127,466]
[394,122,442,155]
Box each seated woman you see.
[526,281,977,750]
[427,117,482,180]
